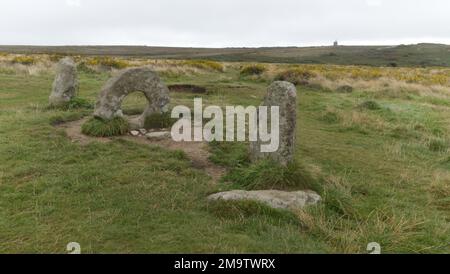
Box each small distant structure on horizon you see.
[333,40,339,47]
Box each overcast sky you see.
[0,0,449,47]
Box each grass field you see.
[1,43,450,67]
[0,54,449,253]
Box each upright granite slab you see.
[250,81,297,166]
[49,57,78,107]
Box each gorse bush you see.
[11,56,36,65]
[87,57,129,69]
[81,117,129,137]
[275,68,316,85]
[49,54,65,62]
[240,64,267,76]
[183,60,224,72]
[77,62,98,74]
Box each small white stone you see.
[139,129,147,134]
[130,130,140,136]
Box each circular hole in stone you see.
[122,92,147,116]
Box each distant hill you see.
[1,43,449,67]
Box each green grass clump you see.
[183,60,224,72]
[144,112,176,129]
[11,56,36,65]
[49,112,85,126]
[209,141,250,167]
[47,97,93,111]
[240,64,266,76]
[209,141,320,191]
[428,138,449,152]
[225,160,321,191]
[358,100,381,110]
[66,97,93,110]
[81,117,129,137]
[275,68,316,85]
[321,111,341,124]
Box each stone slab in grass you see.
[208,190,321,210]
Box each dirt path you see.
[56,118,226,182]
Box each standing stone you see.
[49,57,78,107]
[93,67,170,128]
[250,81,297,166]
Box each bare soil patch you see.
[56,118,226,182]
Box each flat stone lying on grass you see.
[207,190,321,210]
[93,67,170,128]
[145,131,171,140]
[49,57,78,107]
[130,130,140,136]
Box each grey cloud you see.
[0,0,449,46]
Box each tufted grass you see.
[81,117,130,137]
[183,60,224,72]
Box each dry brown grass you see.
[426,170,450,210]
[0,54,226,77]
[0,54,56,75]
[257,64,450,103]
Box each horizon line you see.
[1,42,449,49]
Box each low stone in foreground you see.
[207,190,321,210]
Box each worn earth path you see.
[56,117,226,183]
